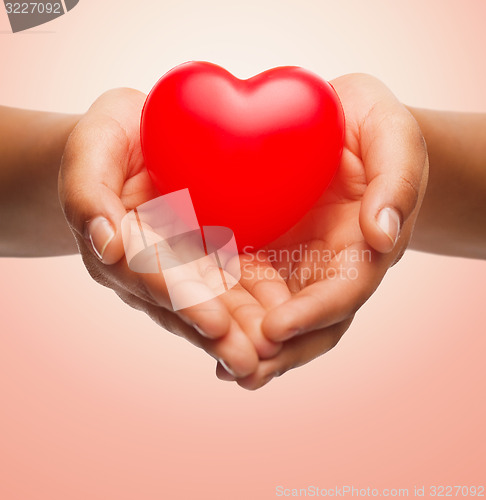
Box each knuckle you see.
[404,114,427,151]
[395,112,427,166]
[346,73,382,87]
[59,186,87,235]
[82,257,112,289]
[396,173,420,213]
[99,87,145,104]
[382,112,418,146]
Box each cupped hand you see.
[59,75,428,391]
[59,88,284,378]
[219,73,429,389]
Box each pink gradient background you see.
[1,1,485,499]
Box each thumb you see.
[59,117,130,265]
[359,109,428,253]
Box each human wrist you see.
[406,106,486,259]
[0,108,82,256]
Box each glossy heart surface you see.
[141,61,344,251]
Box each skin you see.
[0,107,79,256]
[220,74,430,388]
[406,107,486,259]
[1,74,485,390]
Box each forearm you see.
[0,106,80,257]
[408,107,486,259]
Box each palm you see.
[116,80,375,315]
[225,136,372,387]
[98,97,283,363]
[264,129,370,293]
[240,73,427,359]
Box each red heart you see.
[140,61,344,251]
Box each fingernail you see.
[219,359,237,378]
[376,207,401,248]
[86,217,115,262]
